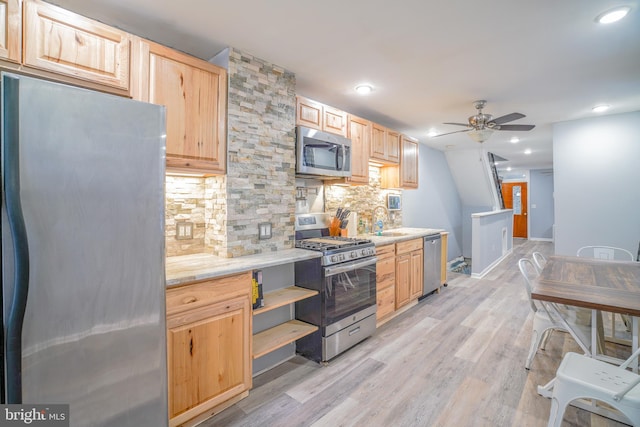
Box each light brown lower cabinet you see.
[440,232,449,286]
[165,272,252,427]
[376,244,396,321]
[395,238,423,310]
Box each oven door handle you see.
[324,257,378,277]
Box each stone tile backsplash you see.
[325,166,403,232]
[165,51,405,257]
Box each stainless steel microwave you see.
[296,126,352,178]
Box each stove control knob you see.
[331,255,338,263]
[351,251,358,259]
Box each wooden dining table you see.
[531,255,640,422]
[531,255,640,318]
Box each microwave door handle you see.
[336,144,344,170]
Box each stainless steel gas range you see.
[294,213,377,362]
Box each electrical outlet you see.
[176,222,194,240]
[258,222,272,240]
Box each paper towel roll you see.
[347,212,358,237]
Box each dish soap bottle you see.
[375,220,384,236]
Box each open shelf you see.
[252,320,318,359]
[253,286,317,316]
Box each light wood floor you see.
[204,239,631,427]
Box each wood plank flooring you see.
[202,239,631,427]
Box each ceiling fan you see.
[435,100,535,142]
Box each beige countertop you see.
[363,227,445,246]
[166,249,322,287]
[166,228,444,287]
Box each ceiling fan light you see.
[596,6,631,24]
[467,129,494,143]
[510,137,520,143]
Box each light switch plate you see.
[258,222,272,240]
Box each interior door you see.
[501,182,528,238]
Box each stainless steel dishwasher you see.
[420,233,442,298]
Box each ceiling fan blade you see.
[490,112,525,125]
[432,129,471,137]
[497,124,535,131]
[443,122,472,127]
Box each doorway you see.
[501,182,528,238]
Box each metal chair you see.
[532,251,547,273]
[576,245,634,261]
[518,258,593,370]
[577,245,635,337]
[547,346,640,427]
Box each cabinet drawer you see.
[166,272,252,317]
[376,244,395,259]
[396,238,423,255]
[377,285,395,320]
[376,257,395,289]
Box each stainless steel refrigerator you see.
[0,73,168,426]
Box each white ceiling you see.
[51,0,640,173]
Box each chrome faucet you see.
[371,205,388,235]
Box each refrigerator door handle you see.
[3,75,30,404]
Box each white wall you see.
[403,145,463,262]
[529,169,554,240]
[553,111,640,256]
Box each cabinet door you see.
[370,123,386,161]
[395,252,411,309]
[167,295,251,423]
[296,96,323,130]
[323,105,347,137]
[386,129,400,163]
[23,0,130,90]
[409,249,423,300]
[400,135,419,188]
[141,41,227,174]
[0,0,20,63]
[346,115,370,185]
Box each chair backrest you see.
[532,252,547,273]
[576,245,634,261]
[518,258,540,313]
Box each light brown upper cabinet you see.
[296,96,348,137]
[381,134,419,189]
[400,135,419,188]
[0,0,21,63]
[132,39,227,175]
[370,123,399,165]
[23,0,130,90]
[345,115,370,185]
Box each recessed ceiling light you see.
[427,130,438,137]
[592,104,610,113]
[595,6,631,24]
[524,149,532,155]
[507,167,512,171]
[354,84,373,95]
[510,137,520,143]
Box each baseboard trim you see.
[471,248,513,279]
